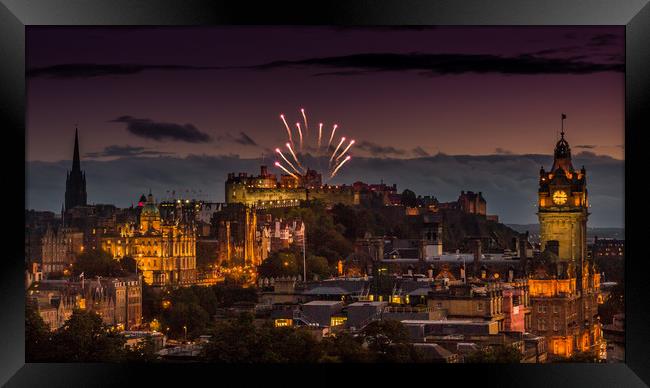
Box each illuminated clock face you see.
[552,190,568,205]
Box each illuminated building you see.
[592,237,624,260]
[225,165,398,208]
[528,126,604,359]
[41,226,83,276]
[457,191,487,215]
[101,192,197,286]
[28,276,142,330]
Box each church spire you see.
[65,126,87,210]
[72,126,81,171]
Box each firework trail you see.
[327,124,338,149]
[331,156,351,177]
[336,139,355,161]
[274,109,354,180]
[300,108,309,135]
[280,114,293,143]
[330,137,346,163]
[286,142,303,172]
[296,122,303,151]
[276,148,301,175]
[275,162,299,180]
[318,123,323,150]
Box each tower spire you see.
[72,126,81,171]
[560,113,566,139]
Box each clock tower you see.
[529,116,604,359]
[537,126,588,263]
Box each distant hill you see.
[507,224,625,241]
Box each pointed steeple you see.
[65,127,87,210]
[72,127,81,172]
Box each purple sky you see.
[25,27,625,227]
[27,26,624,162]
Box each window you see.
[477,303,484,311]
[538,319,546,331]
[537,305,546,313]
[553,305,560,314]
[553,320,560,331]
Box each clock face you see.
[552,190,568,205]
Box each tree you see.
[49,309,127,362]
[306,255,331,279]
[201,314,324,363]
[25,303,53,362]
[120,256,138,274]
[257,251,301,278]
[320,332,371,363]
[363,320,410,345]
[464,344,523,363]
[72,249,124,277]
[124,336,160,362]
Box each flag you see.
[562,113,567,120]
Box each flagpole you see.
[303,223,307,283]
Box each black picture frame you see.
[2,1,649,386]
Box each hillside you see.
[441,209,521,252]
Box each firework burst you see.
[274,108,354,181]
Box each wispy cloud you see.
[495,147,514,155]
[216,132,258,146]
[251,52,624,77]
[27,63,225,79]
[85,145,173,159]
[412,146,430,157]
[109,116,212,143]
[356,141,407,157]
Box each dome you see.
[141,202,160,217]
[140,192,160,217]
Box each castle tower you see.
[64,128,87,210]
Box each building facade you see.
[41,227,84,276]
[529,128,604,359]
[101,192,197,286]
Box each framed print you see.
[2,0,649,386]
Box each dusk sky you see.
[26,26,624,227]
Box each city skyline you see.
[26,26,624,227]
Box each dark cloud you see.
[531,46,582,56]
[27,153,624,227]
[252,52,624,76]
[216,132,258,146]
[588,33,621,47]
[356,141,407,156]
[575,144,597,149]
[234,132,257,146]
[494,147,514,155]
[412,146,430,157]
[27,63,224,79]
[85,145,173,158]
[109,116,212,143]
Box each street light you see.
[183,325,187,342]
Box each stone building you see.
[225,165,397,209]
[41,226,84,276]
[100,192,197,287]
[28,276,143,330]
[457,191,487,216]
[528,125,604,359]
